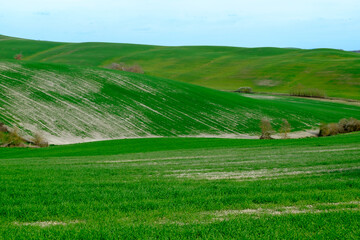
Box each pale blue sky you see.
[1,0,359,50]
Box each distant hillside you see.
[0,35,359,99]
[1,60,360,144]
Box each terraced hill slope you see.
[1,60,360,144]
[0,35,359,99]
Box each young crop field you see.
[1,35,360,99]
[1,60,360,144]
[1,133,359,239]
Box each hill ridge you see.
[1,35,359,99]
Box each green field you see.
[1,35,359,99]
[1,134,360,239]
[1,34,360,239]
[1,59,360,144]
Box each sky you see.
[1,0,360,50]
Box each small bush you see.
[125,64,144,74]
[319,123,341,137]
[32,132,49,148]
[0,126,27,147]
[290,85,325,98]
[9,127,25,146]
[105,62,144,74]
[280,119,291,139]
[319,118,360,137]
[14,53,23,60]
[0,122,8,133]
[106,62,125,70]
[338,118,360,133]
[259,118,274,139]
[0,132,10,145]
[236,87,253,93]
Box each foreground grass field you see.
[1,133,359,239]
[1,35,359,99]
[1,59,360,144]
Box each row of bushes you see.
[290,85,325,98]
[259,117,360,139]
[104,62,144,74]
[235,85,325,99]
[0,123,48,148]
[319,118,360,137]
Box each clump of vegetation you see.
[0,123,9,147]
[32,132,49,148]
[0,127,25,147]
[339,118,360,132]
[105,62,144,74]
[290,84,325,98]
[319,117,360,136]
[0,122,8,133]
[14,53,23,60]
[259,118,274,139]
[280,119,291,139]
[0,123,49,148]
[235,87,253,93]
[0,132,9,146]
[10,127,26,146]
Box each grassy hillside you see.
[0,35,359,99]
[1,60,360,144]
[1,134,360,239]
[0,35,65,60]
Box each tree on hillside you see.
[280,119,291,139]
[259,118,274,139]
[32,132,49,148]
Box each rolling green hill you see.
[1,59,360,144]
[0,35,359,99]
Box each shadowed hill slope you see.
[1,60,360,144]
[0,35,359,99]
